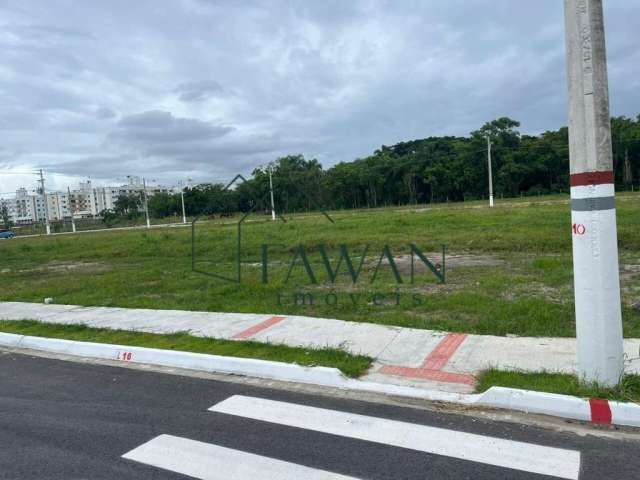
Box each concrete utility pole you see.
[142,177,151,229]
[486,136,494,207]
[269,168,276,221]
[180,182,187,225]
[67,187,76,233]
[38,169,51,235]
[564,0,623,386]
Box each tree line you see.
[105,115,640,221]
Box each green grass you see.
[0,320,372,378]
[1,192,639,337]
[476,369,640,403]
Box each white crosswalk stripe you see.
[123,434,361,480]
[122,395,583,479]
[209,395,581,480]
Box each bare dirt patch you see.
[393,253,505,275]
[14,261,112,275]
[502,282,570,304]
[621,263,640,308]
[621,263,640,283]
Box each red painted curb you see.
[232,316,287,340]
[589,398,612,424]
[570,170,614,187]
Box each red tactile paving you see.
[378,365,476,385]
[379,333,474,385]
[232,316,287,340]
[421,333,468,370]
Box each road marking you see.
[210,395,581,480]
[123,434,360,480]
[231,316,287,339]
[379,333,475,385]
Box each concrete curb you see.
[1,332,639,428]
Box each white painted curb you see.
[0,332,342,386]
[610,399,640,427]
[1,332,639,428]
[478,386,591,423]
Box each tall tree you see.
[178,114,640,215]
[0,204,13,229]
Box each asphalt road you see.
[1,350,639,480]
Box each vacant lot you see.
[1,192,639,337]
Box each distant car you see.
[0,229,15,239]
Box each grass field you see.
[1,192,639,338]
[0,320,372,377]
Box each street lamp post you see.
[486,136,494,207]
[269,168,276,221]
[179,180,188,224]
[142,177,151,229]
[38,169,51,235]
[67,187,76,233]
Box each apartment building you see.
[0,177,175,225]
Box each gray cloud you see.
[175,80,224,102]
[0,0,639,194]
[108,110,234,146]
[95,107,116,119]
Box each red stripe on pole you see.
[570,170,614,187]
[232,316,287,340]
[589,398,612,424]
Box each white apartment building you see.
[1,188,40,225]
[0,178,175,225]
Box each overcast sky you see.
[0,0,638,195]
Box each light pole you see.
[179,179,190,224]
[67,187,76,233]
[486,136,494,207]
[38,169,51,235]
[269,167,276,221]
[564,0,623,386]
[142,177,151,229]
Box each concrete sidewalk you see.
[2,301,639,394]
